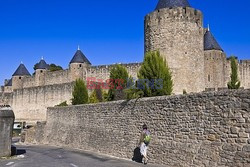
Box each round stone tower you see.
[35,57,49,86]
[145,0,205,94]
[204,27,227,90]
[69,46,91,81]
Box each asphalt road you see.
[0,145,164,167]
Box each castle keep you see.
[1,0,250,123]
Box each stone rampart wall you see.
[28,90,250,167]
[12,82,73,123]
[239,60,250,89]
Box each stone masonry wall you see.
[145,7,205,94]
[12,82,73,123]
[224,59,250,90]
[30,89,250,167]
[239,60,250,89]
[204,50,227,90]
[0,92,13,106]
[87,63,141,82]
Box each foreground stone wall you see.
[0,107,14,157]
[28,89,250,166]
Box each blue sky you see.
[0,0,250,85]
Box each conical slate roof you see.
[70,49,91,65]
[155,0,191,10]
[12,63,31,76]
[5,79,12,86]
[204,30,223,51]
[35,59,49,70]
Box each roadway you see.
[0,144,164,167]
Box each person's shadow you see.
[11,145,26,156]
[132,147,143,163]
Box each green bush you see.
[72,79,88,105]
[107,64,129,101]
[55,101,68,107]
[89,90,99,103]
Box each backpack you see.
[144,130,151,144]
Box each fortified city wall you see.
[26,89,250,167]
[11,83,73,123]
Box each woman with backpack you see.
[139,124,151,164]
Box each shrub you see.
[107,64,129,101]
[55,101,68,107]
[72,79,88,105]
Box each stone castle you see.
[0,0,250,123]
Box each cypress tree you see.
[137,51,173,97]
[72,79,88,105]
[227,56,240,89]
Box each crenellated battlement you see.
[1,62,142,91]
[239,60,250,65]
[204,50,226,61]
[87,63,141,81]
[145,7,203,27]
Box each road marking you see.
[6,162,15,166]
[57,155,62,158]
[70,163,78,167]
[17,155,25,158]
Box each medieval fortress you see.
[1,0,250,123]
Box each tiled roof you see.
[5,79,12,86]
[155,0,191,10]
[204,30,223,51]
[70,49,91,65]
[12,63,31,76]
[35,59,49,70]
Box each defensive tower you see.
[12,63,31,90]
[145,0,204,94]
[69,46,91,81]
[204,27,226,90]
[35,57,49,86]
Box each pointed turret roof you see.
[12,63,31,76]
[70,47,91,65]
[5,79,12,86]
[204,29,223,51]
[155,0,191,10]
[35,58,49,70]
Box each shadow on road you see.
[11,145,26,156]
[16,149,26,156]
[132,147,143,164]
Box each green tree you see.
[48,64,63,72]
[107,64,129,101]
[89,90,99,103]
[227,56,241,89]
[33,63,63,72]
[137,51,173,97]
[89,88,103,103]
[72,79,88,105]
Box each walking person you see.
[139,124,151,164]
